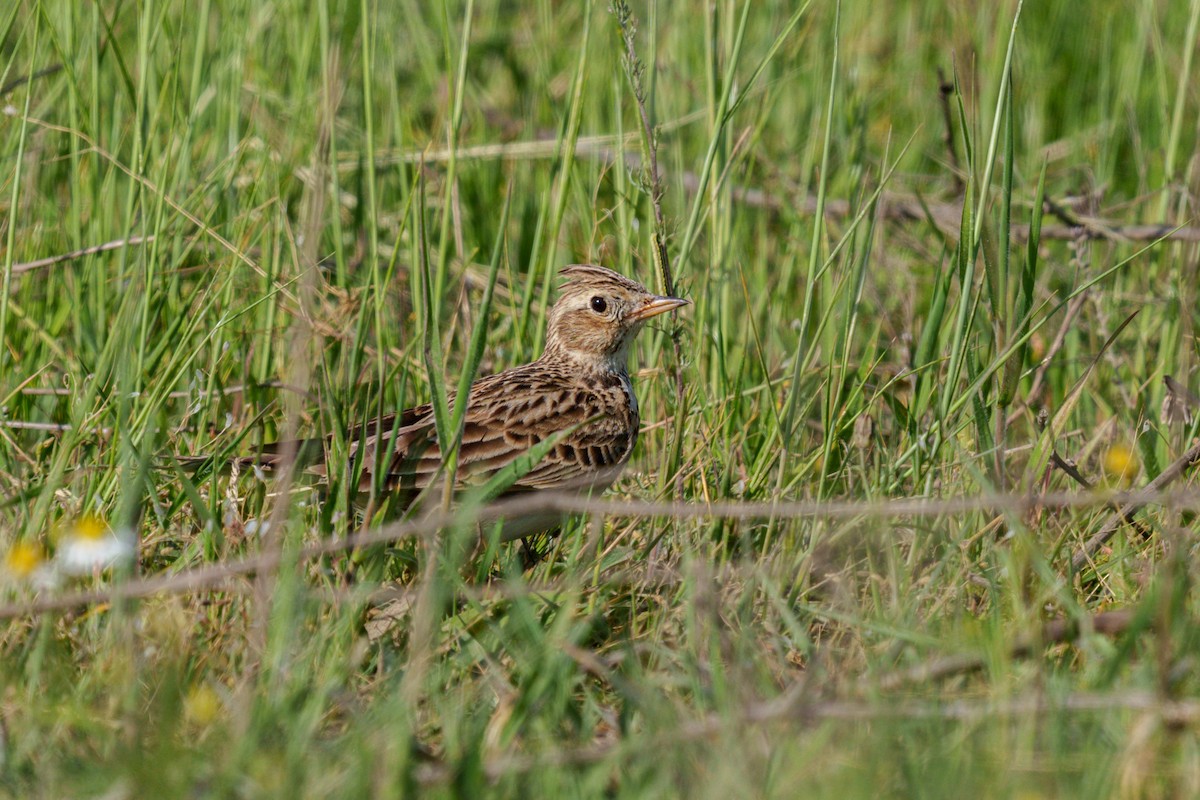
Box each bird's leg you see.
[517,527,564,571]
[518,537,543,570]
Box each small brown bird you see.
[240,264,688,535]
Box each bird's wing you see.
[323,404,439,490]
[516,418,635,491]
[354,368,634,494]
[224,404,432,474]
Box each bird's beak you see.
[629,295,690,322]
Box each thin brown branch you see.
[411,683,1195,786]
[11,235,156,275]
[0,64,64,98]
[18,381,315,401]
[1038,397,1155,541]
[1071,441,1200,572]
[0,420,110,434]
[875,608,1135,691]
[936,67,963,193]
[1041,195,1129,240]
[4,487,1200,620]
[673,174,1200,243]
[1049,449,1154,540]
[309,127,1200,244]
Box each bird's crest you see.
[558,264,649,296]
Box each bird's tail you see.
[174,437,326,475]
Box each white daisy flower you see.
[243,519,270,537]
[57,517,135,576]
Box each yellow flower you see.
[5,541,45,578]
[73,516,108,541]
[183,683,223,728]
[1102,443,1140,485]
[4,540,58,589]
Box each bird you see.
[226,264,688,538]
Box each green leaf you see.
[999,157,1046,408]
[417,170,453,503]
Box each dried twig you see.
[0,420,108,434]
[410,683,1197,786]
[875,608,1135,690]
[672,175,1200,243]
[1164,375,1200,424]
[18,381,315,401]
[306,124,1200,245]
[936,67,963,193]
[1071,441,1200,572]
[1036,396,1156,540]
[1048,450,1154,540]
[4,487,1200,620]
[0,64,64,98]
[10,235,156,275]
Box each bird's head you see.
[543,264,689,370]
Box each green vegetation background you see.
[1,0,1199,796]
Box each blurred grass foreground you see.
[1,0,1200,796]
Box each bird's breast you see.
[620,372,639,446]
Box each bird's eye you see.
[590,296,607,313]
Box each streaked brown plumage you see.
[242,265,687,524]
